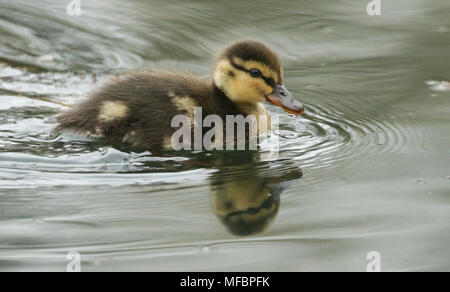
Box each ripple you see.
[270,100,413,169]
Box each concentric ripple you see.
[269,100,414,170]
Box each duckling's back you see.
[56,72,211,151]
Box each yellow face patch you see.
[98,101,129,122]
[214,59,275,104]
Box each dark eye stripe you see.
[229,59,276,88]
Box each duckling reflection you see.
[209,153,302,236]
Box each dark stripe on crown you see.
[221,40,282,83]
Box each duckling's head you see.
[214,40,304,115]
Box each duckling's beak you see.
[266,84,304,115]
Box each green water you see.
[0,0,449,271]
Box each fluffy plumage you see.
[57,40,304,151]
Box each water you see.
[0,0,449,271]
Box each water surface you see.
[0,0,449,271]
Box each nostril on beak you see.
[280,90,286,97]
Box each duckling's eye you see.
[249,68,262,78]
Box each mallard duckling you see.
[56,40,304,151]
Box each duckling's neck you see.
[212,84,245,116]
[212,84,264,117]
[212,83,271,134]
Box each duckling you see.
[56,40,304,151]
